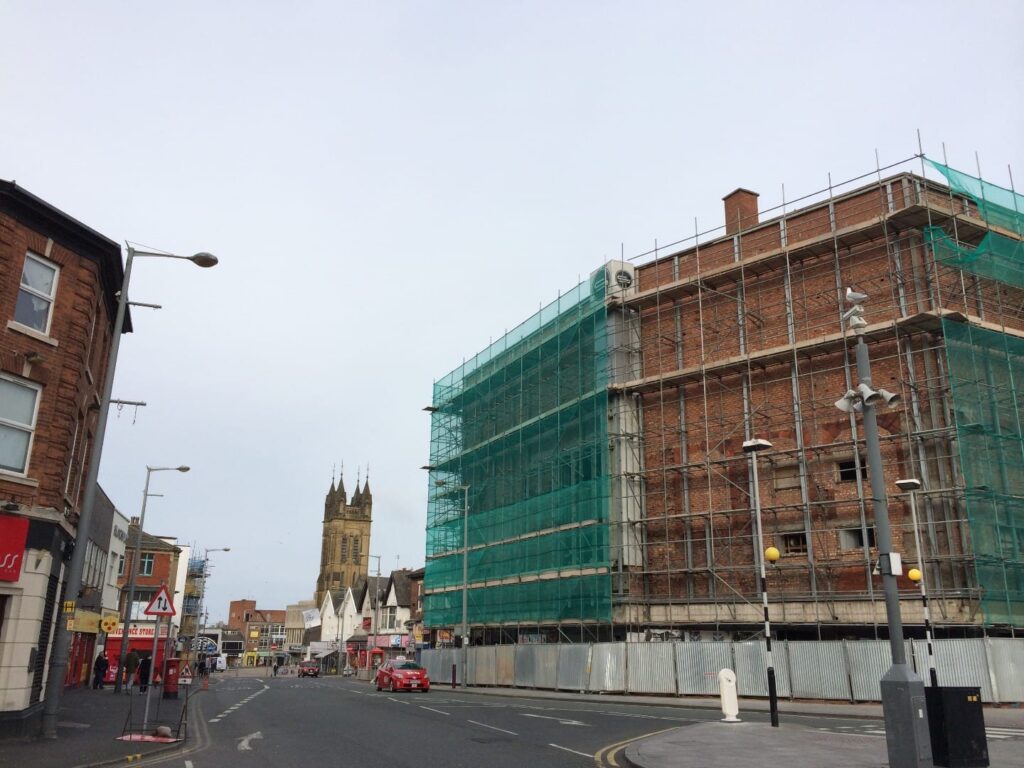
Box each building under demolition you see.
[422,154,1024,643]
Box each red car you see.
[375,659,430,693]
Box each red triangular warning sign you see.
[143,585,176,616]
[179,664,193,685]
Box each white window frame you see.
[15,252,60,336]
[139,552,155,576]
[0,374,42,476]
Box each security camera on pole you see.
[836,288,933,768]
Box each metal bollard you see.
[719,668,741,722]
[451,663,457,689]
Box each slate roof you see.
[127,523,180,553]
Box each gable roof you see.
[386,569,415,607]
[357,576,388,610]
[127,523,180,553]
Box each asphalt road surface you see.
[132,673,926,768]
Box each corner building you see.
[422,155,1024,642]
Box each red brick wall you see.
[0,211,114,517]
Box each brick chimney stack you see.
[723,188,759,234]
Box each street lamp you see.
[896,478,938,688]
[837,289,931,768]
[41,245,216,737]
[435,480,469,688]
[113,465,191,693]
[742,437,779,728]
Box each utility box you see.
[926,686,989,767]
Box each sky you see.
[2,1,1021,623]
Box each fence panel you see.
[788,641,851,701]
[915,639,994,702]
[589,643,625,692]
[534,645,559,689]
[627,642,676,694]
[733,641,791,698]
[988,638,1024,703]
[846,640,910,702]
[495,645,515,686]
[470,646,497,687]
[514,645,538,688]
[675,641,733,696]
[421,649,458,686]
[557,644,591,691]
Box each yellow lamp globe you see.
[908,568,922,583]
[764,546,781,563]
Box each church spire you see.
[337,461,347,504]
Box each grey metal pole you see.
[856,336,933,768]
[41,246,134,737]
[115,467,154,693]
[461,485,469,689]
[750,456,779,727]
[142,614,160,732]
[907,489,939,688]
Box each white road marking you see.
[468,720,518,736]
[522,713,588,726]
[237,731,264,751]
[550,743,592,758]
[208,719,220,723]
[387,696,411,705]
[419,706,451,716]
[185,762,194,768]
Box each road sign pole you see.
[142,615,160,733]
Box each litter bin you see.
[163,658,181,699]
[925,686,989,767]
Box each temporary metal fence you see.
[422,638,1024,703]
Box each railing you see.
[421,638,1024,703]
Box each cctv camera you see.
[846,287,869,304]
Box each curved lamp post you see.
[41,246,216,737]
[115,465,190,693]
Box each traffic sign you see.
[179,664,193,686]
[143,585,176,616]
[100,615,119,633]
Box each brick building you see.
[422,155,1024,643]
[228,599,286,666]
[0,180,125,736]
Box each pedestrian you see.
[138,654,152,693]
[92,652,109,689]
[124,649,140,693]
[272,660,278,677]
[197,659,206,677]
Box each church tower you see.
[315,468,373,607]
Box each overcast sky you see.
[2,1,1021,622]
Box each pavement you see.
[3,668,1021,768]
[0,679,200,768]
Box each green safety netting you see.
[925,226,1024,289]
[926,157,1024,234]
[423,270,613,627]
[943,319,1024,626]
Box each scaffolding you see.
[422,152,1024,640]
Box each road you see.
[138,672,954,768]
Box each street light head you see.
[846,287,869,304]
[896,478,922,492]
[765,546,781,563]
[742,438,773,454]
[189,252,218,268]
[176,465,191,473]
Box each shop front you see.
[103,623,173,685]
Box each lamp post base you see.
[881,664,933,768]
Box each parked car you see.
[375,659,429,692]
[298,661,320,678]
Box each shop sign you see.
[0,515,28,582]
[69,609,101,633]
[105,624,171,639]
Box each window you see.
[340,535,349,563]
[352,537,361,566]
[773,465,801,491]
[140,553,155,576]
[380,606,397,630]
[117,555,125,576]
[15,253,59,334]
[837,458,867,483]
[0,376,41,474]
[839,527,876,551]
[781,532,807,555]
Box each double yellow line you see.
[594,726,680,767]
